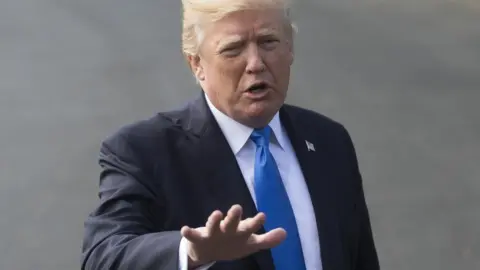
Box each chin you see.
[242,103,279,127]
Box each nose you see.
[245,45,266,74]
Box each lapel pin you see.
[305,140,315,152]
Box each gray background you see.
[1,0,479,269]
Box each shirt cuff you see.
[178,237,216,270]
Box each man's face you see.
[190,9,294,128]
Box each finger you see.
[221,204,243,233]
[248,228,287,251]
[181,226,204,243]
[206,210,223,236]
[238,212,266,234]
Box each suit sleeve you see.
[81,134,181,270]
[341,126,380,270]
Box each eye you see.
[263,38,278,43]
[260,38,279,49]
[221,47,241,57]
[219,41,244,57]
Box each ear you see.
[287,41,294,66]
[187,54,205,81]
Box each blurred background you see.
[1,0,479,269]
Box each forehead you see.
[205,9,286,42]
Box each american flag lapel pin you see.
[305,140,315,152]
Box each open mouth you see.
[247,82,269,93]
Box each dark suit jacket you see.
[81,94,379,270]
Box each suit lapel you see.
[280,107,346,270]
[185,94,275,270]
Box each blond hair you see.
[181,0,296,57]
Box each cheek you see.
[269,56,290,79]
[213,60,244,85]
[204,60,245,101]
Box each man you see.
[81,0,380,269]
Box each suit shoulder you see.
[101,106,189,152]
[283,104,358,160]
[283,104,348,134]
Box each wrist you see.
[186,242,209,269]
[187,254,204,269]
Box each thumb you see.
[249,228,286,251]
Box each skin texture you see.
[182,9,294,267]
[181,205,286,267]
[188,9,294,128]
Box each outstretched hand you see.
[180,204,286,267]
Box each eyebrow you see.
[256,28,280,37]
[216,35,244,50]
[215,27,283,52]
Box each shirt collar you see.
[205,93,287,154]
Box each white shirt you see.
[179,94,322,270]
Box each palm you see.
[180,205,286,265]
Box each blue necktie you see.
[251,127,306,270]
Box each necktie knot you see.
[250,126,272,148]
